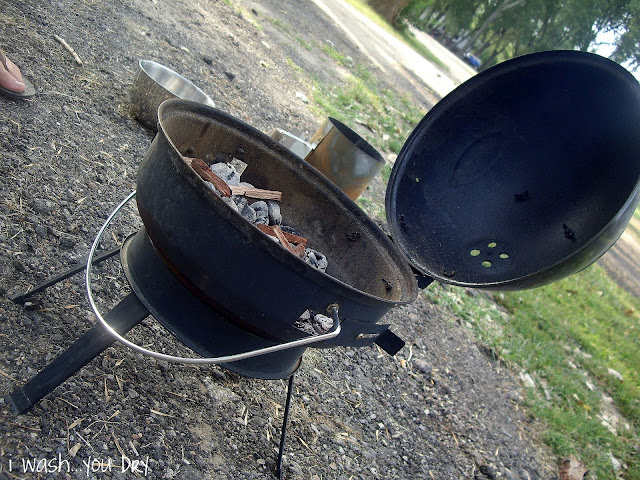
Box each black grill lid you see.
[385,50,640,290]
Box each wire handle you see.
[85,191,341,365]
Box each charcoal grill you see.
[6,50,640,479]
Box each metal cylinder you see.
[305,117,385,200]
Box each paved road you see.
[599,220,640,299]
[310,0,474,100]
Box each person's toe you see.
[0,57,26,93]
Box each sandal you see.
[0,49,35,99]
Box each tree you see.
[463,0,525,53]
[400,0,640,71]
[367,0,414,24]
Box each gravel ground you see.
[1,0,556,479]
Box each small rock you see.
[520,372,536,388]
[60,236,76,248]
[35,225,47,238]
[479,464,497,479]
[610,451,622,471]
[413,358,430,374]
[224,71,236,80]
[202,55,214,65]
[608,368,624,381]
[33,198,54,215]
[296,91,308,103]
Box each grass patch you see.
[296,36,314,51]
[380,164,392,185]
[423,263,640,479]
[266,16,291,35]
[321,44,351,67]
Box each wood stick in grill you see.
[229,185,282,201]
[256,224,308,248]
[187,157,233,197]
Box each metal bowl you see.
[130,60,215,131]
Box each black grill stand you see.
[6,249,301,480]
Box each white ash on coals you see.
[190,157,329,273]
[293,309,334,335]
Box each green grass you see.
[311,62,424,154]
[380,164,392,185]
[423,264,640,479]
[296,36,314,51]
[321,44,351,67]
[266,16,291,35]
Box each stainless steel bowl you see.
[130,60,215,131]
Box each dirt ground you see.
[0,0,572,479]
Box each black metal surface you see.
[135,100,418,344]
[275,373,295,480]
[8,246,121,303]
[386,50,640,290]
[120,228,306,379]
[5,292,149,414]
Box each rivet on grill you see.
[441,268,455,277]
[345,231,361,241]
[236,146,245,156]
[563,224,576,241]
[382,278,394,291]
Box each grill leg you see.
[8,246,121,304]
[5,292,149,415]
[275,372,295,480]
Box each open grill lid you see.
[385,50,640,290]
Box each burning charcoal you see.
[293,310,315,335]
[221,196,239,213]
[280,225,301,236]
[235,197,257,223]
[252,200,269,225]
[311,313,333,334]
[230,157,248,176]
[266,200,281,225]
[204,181,221,197]
[303,248,328,272]
[209,162,240,186]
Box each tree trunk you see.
[367,0,413,24]
[465,0,524,52]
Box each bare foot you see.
[0,51,26,93]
